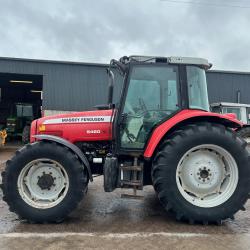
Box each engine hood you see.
[33,109,114,143]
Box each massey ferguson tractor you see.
[1,56,250,225]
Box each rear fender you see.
[33,134,93,181]
[144,109,242,159]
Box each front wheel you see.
[1,141,89,223]
[152,122,250,224]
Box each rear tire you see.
[1,141,89,223]
[22,125,30,144]
[152,122,250,224]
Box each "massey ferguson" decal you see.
[43,116,112,125]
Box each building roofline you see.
[207,69,250,75]
[0,56,250,75]
[0,56,109,67]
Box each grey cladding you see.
[0,57,250,111]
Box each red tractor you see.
[1,56,250,224]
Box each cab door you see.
[118,64,180,151]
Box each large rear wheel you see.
[1,141,89,223]
[152,122,250,224]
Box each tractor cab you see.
[110,56,211,153]
[211,102,250,143]
[211,102,250,125]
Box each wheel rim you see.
[17,158,69,209]
[176,144,238,208]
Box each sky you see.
[0,0,250,71]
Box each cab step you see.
[120,157,144,199]
[121,180,142,186]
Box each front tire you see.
[152,122,250,224]
[1,141,89,223]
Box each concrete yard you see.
[0,147,250,250]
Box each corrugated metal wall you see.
[0,57,250,111]
[206,71,250,104]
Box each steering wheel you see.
[124,127,137,143]
[138,98,147,111]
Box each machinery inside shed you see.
[0,73,43,144]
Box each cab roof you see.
[120,55,212,70]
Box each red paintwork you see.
[30,119,37,142]
[143,109,242,158]
[30,108,242,158]
[31,110,113,143]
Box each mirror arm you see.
[107,69,114,104]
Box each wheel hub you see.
[176,144,239,208]
[37,172,55,190]
[17,158,69,209]
[197,167,212,183]
[178,150,226,197]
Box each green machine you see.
[6,103,35,143]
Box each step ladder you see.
[120,157,144,199]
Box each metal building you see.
[0,56,250,116]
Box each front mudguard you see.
[33,134,93,181]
